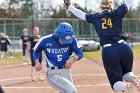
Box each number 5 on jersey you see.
[101,18,112,29]
[57,55,62,62]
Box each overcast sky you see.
[54,0,140,10]
[0,0,140,10]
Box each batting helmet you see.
[100,0,113,10]
[55,22,74,44]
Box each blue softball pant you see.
[102,41,133,89]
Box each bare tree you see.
[33,0,54,18]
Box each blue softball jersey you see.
[33,34,83,67]
[86,3,128,46]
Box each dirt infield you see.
[0,57,140,93]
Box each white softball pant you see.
[46,68,77,93]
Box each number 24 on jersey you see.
[101,18,112,29]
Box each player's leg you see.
[113,82,134,93]
[60,69,75,93]
[0,48,1,59]
[0,47,4,59]
[60,69,76,93]
[7,48,13,58]
[25,56,31,65]
[4,47,8,62]
[104,65,128,92]
[102,47,127,92]
[120,42,140,91]
[46,69,77,93]
[62,69,73,83]
[24,45,30,64]
[38,53,44,81]
[123,72,140,91]
[0,86,4,93]
[30,50,37,81]
[124,83,133,93]
[3,52,6,59]
[22,45,26,64]
[5,52,8,62]
[1,45,6,59]
[3,47,7,60]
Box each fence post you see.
[12,20,16,53]
[3,18,6,34]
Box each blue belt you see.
[47,66,65,71]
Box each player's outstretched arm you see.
[124,0,133,9]
[68,4,86,21]
[64,0,86,21]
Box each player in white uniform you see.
[34,22,83,93]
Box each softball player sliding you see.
[26,27,43,81]
[33,22,83,93]
[64,0,140,92]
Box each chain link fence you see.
[0,18,139,50]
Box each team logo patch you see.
[34,39,39,42]
[46,42,53,46]
[1,40,6,43]
[24,37,28,40]
[65,36,71,40]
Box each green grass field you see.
[0,46,140,64]
[84,46,140,58]
[132,46,140,58]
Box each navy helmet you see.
[55,22,74,44]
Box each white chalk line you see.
[0,77,30,82]
[1,74,140,82]
[0,74,110,89]
[0,74,106,82]
[0,64,29,69]
[0,62,46,68]
[3,84,110,89]
[73,74,106,77]
[1,74,140,89]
